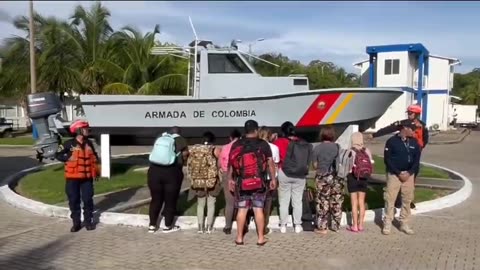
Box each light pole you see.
[29,0,37,94]
[248,38,265,63]
[248,38,265,55]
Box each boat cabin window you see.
[208,53,252,74]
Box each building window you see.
[384,59,400,75]
[208,54,252,74]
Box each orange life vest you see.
[64,142,98,180]
[413,119,425,148]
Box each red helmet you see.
[69,120,90,134]
[407,104,422,114]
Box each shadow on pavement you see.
[94,186,144,212]
[0,234,73,270]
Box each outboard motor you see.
[26,92,65,161]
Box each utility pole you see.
[29,0,37,94]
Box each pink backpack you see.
[219,141,235,172]
[352,148,373,179]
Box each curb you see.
[0,157,473,230]
[429,128,471,145]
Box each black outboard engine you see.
[26,92,65,161]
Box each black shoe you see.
[410,202,416,209]
[70,224,81,233]
[223,227,232,235]
[85,223,96,231]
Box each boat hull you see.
[79,88,402,145]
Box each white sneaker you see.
[162,225,180,234]
[147,225,157,233]
[280,225,287,233]
[206,226,215,234]
[294,225,303,234]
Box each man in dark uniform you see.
[367,104,429,209]
[382,121,421,235]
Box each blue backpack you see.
[149,132,180,166]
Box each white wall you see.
[426,57,450,90]
[357,52,456,132]
[376,52,409,87]
[426,94,448,130]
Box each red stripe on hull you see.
[296,93,342,127]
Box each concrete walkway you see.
[1,133,480,270]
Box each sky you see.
[0,1,479,74]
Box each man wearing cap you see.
[366,104,429,209]
[382,121,421,235]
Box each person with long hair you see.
[346,132,373,232]
[147,126,189,233]
[311,125,343,235]
[273,121,308,234]
[219,129,242,235]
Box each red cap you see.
[69,120,90,134]
[407,104,422,114]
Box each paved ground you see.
[1,133,480,270]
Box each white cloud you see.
[0,1,476,73]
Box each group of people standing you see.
[145,119,380,245]
[55,103,427,241]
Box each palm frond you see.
[103,82,135,95]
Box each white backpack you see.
[335,146,356,179]
[149,132,180,166]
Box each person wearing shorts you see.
[227,120,276,246]
[346,132,373,233]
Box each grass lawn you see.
[372,156,449,179]
[16,163,147,204]
[16,154,450,207]
[0,134,74,146]
[0,135,35,145]
[126,179,452,216]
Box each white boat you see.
[77,39,402,145]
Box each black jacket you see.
[373,119,429,148]
[384,134,421,176]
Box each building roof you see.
[430,54,462,65]
[366,43,429,56]
[352,53,461,67]
[353,59,368,67]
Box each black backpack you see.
[282,138,312,178]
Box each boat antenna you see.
[189,16,199,98]
[237,49,280,68]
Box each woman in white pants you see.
[273,122,306,233]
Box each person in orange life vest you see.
[367,104,429,209]
[55,120,100,232]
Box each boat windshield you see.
[208,53,253,74]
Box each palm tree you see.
[461,79,480,106]
[100,25,187,95]
[56,1,114,94]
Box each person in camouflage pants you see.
[315,173,345,232]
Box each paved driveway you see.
[0,133,479,270]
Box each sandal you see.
[235,240,244,245]
[346,226,359,233]
[256,241,267,246]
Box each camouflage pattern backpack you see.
[187,144,219,189]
